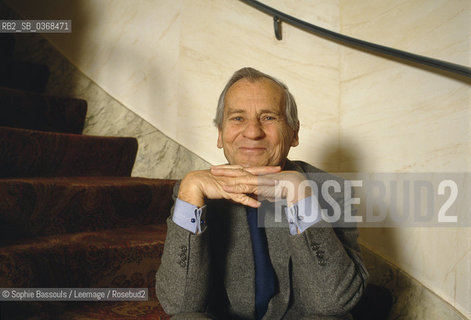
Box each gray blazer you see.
[156,160,368,319]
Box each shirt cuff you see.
[285,195,322,235]
[172,198,207,234]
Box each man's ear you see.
[217,129,223,149]
[291,129,299,147]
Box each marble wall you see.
[363,245,466,319]
[4,0,470,318]
[339,0,470,317]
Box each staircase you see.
[0,34,173,319]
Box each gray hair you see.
[213,67,299,131]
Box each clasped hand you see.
[178,165,311,208]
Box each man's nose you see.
[242,119,265,139]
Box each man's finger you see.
[223,184,256,195]
[244,166,281,175]
[227,176,277,186]
[211,166,250,177]
[223,184,282,202]
[211,164,242,170]
[211,165,281,177]
[209,169,278,186]
[228,192,261,208]
[257,195,277,202]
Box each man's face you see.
[217,78,299,167]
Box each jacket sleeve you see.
[155,181,211,315]
[287,168,369,316]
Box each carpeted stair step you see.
[0,34,15,61]
[0,126,138,178]
[0,60,50,93]
[0,224,167,290]
[0,177,176,241]
[1,297,170,320]
[0,87,87,134]
[0,225,173,319]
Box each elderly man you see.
[156,67,368,320]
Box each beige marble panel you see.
[340,0,471,317]
[361,244,467,319]
[340,0,470,66]
[339,57,469,173]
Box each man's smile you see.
[238,146,267,152]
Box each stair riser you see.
[0,34,15,60]
[0,87,87,134]
[0,230,165,290]
[0,127,138,178]
[0,179,175,240]
[0,61,50,93]
[0,246,162,290]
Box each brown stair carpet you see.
[1,298,170,320]
[0,127,138,178]
[0,177,176,241]
[0,38,174,318]
[0,224,166,289]
[0,34,15,61]
[0,225,170,320]
[0,87,87,134]
[0,60,50,93]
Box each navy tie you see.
[246,206,276,320]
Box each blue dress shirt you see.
[172,195,322,235]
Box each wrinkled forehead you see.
[224,78,285,113]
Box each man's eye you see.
[263,116,276,121]
[232,116,243,121]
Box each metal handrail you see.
[240,0,471,79]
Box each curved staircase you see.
[0,34,173,319]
